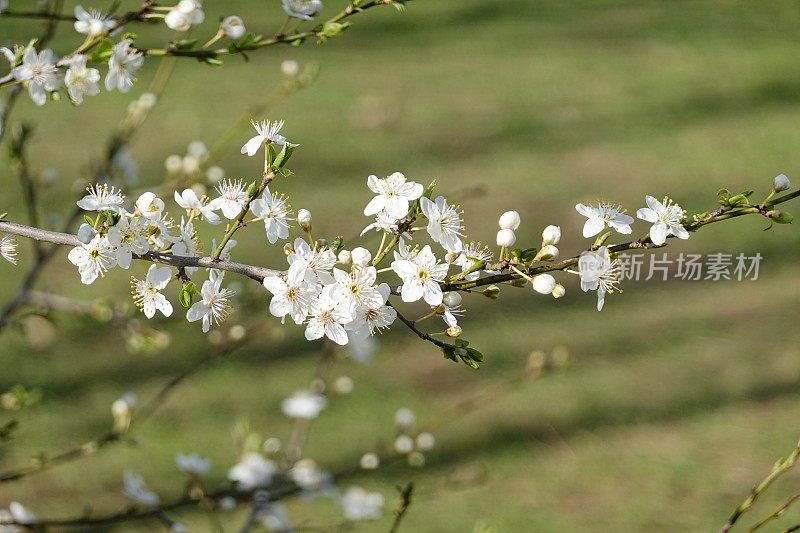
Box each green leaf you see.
[179,281,197,308]
[83,214,94,226]
[717,188,731,205]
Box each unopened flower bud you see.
[498,210,521,230]
[337,249,352,265]
[394,408,415,428]
[360,452,380,470]
[446,325,462,337]
[138,92,157,110]
[297,208,312,232]
[111,398,132,433]
[496,228,516,247]
[221,15,246,39]
[416,432,435,451]
[187,140,208,160]
[774,173,791,193]
[351,247,372,267]
[394,435,414,455]
[333,375,354,394]
[483,285,500,299]
[541,225,561,245]
[534,244,559,261]
[442,291,462,308]
[281,59,300,77]
[77,223,96,244]
[552,284,565,298]
[182,155,200,175]
[531,274,556,295]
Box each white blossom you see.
[363,172,423,221]
[105,40,143,93]
[0,235,18,265]
[305,295,352,345]
[11,47,60,106]
[360,210,399,236]
[282,0,323,21]
[174,188,221,224]
[281,390,327,419]
[67,234,116,284]
[171,219,200,273]
[132,265,173,318]
[391,245,448,305]
[228,452,276,490]
[64,54,100,105]
[122,471,159,506]
[135,192,165,220]
[241,119,297,156]
[186,270,235,332]
[221,15,246,39]
[165,0,204,31]
[575,202,634,238]
[263,261,316,325]
[340,487,384,521]
[324,266,384,312]
[0,502,36,529]
[107,215,148,268]
[350,247,372,267]
[455,242,493,281]
[394,407,415,428]
[420,195,464,252]
[211,179,247,220]
[636,195,689,246]
[74,5,115,36]
[347,283,396,338]
[76,183,125,213]
[175,453,212,476]
[287,238,336,285]
[250,186,293,244]
[257,503,292,532]
[578,246,620,311]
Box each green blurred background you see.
[1,0,800,531]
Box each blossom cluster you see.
[0,0,332,108]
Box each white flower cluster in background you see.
[0,2,248,106]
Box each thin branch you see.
[0,332,253,483]
[389,483,415,533]
[719,440,800,533]
[748,490,800,532]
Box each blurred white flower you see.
[221,15,246,39]
[281,390,327,419]
[416,432,435,451]
[122,471,159,506]
[105,40,143,93]
[281,59,299,76]
[175,453,212,476]
[575,202,634,238]
[74,5,115,36]
[394,435,414,454]
[394,408,415,428]
[257,502,292,532]
[636,195,688,246]
[64,54,100,105]
[12,47,60,106]
[340,487,383,521]
[282,0,323,21]
[228,452,276,490]
[0,501,36,529]
[347,334,377,364]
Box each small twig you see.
[388,483,414,533]
[719,440,800,533]
[748,490,800,532]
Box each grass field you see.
[1,1,800,531]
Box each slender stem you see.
[747,490,800,532]
[719,440,800,533]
